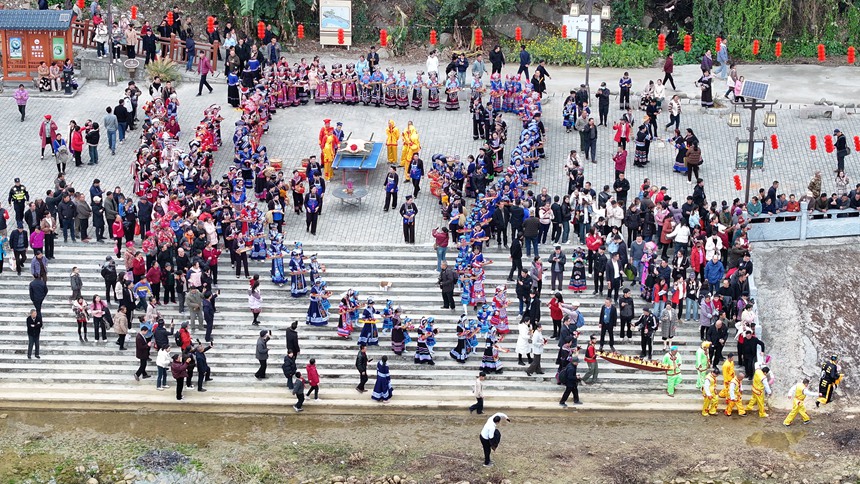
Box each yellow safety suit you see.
[385,121,400,164]
[745,369,770,417]
[724,376,746,416]
[784,382,816,426]
[701,373,718,416]
[718,359,735,399]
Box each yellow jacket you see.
[751,369,771,396]
[702,374,716,397]
[728,376,743,401]
[386,125,400,146]
[721,360,735,384]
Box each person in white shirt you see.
[607,200,624,229]
[469,371,486,414]
[425,50,439,79]
[479,412,510,466]
[666,221,691,255]
[664,94,681,132]
[525,323,546,376]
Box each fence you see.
[746,204,860,242]
[71,19,220,72]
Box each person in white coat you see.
[515,317,532,366]
[525,322,546,376]
[425,50,439,79]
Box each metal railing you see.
[746,204,860,242]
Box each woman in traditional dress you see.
[391,310,409,355]
[268,234,287,286]
[337,290,356,339]
[470,264,486,306]
[249,220,267,261]
[414,328,435,365]
[411,71,425,110]
[308,254,325,285]
[633,124,651,167]
[384,68,397,108]
[288,251,309,297]
[568,255,587,292]
[444,72,460,111]
[357,298,380,346]
[370,356,393,402]
[306,280,329,326]
[330,63,344,103]
[381,300,395,334]
[480,326,504,374]
[227,72,241,108]
[492,284,509,330]
[395,70,410,109]
[343,63,358,105]
[359,68,372,106]
[489,73,503,112]
[449,315,470,363]
[696,70,714,108]
[315,64,329,104]
[426,72,441,110]
[370,68,385,107]
[459,271,473,315]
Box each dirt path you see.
[1,409,859,483]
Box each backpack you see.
[174,329,183,347]
[558,367,569,384]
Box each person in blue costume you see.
[370,356,393,402]
[306,279,329,326]
[268,233,287,286]
[357,298,380,346]
[288,250,309,297]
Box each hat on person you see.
[554,244,561,249]
[701,341,711,348]
[670,345,679,351]
[16,221,23,228]
[405,194,413,199]
[571,301,580,307]
[336,122,343,126]
[44,114,52,120]
[834,129,841,134]
[181,321,189,329]
[14,177,20,183]
[323,119,331,124]
[93,196,102,203]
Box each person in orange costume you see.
[718,353,736,399]
[401,121,419,175]
[322,128,337,181]
[319,118,332,161]
[385,120,400,165]
[724,371,747,416]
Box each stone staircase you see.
[0,242,703,412]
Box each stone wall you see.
[80,57,147,82]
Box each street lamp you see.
[106,0,116,86]
[572,1,609,93]
[732,98,778,203]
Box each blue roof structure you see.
[0,9,75,31]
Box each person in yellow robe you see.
[701,368,719,416]
[718,353,736,399]
[385,120,400,165]
[784,378,818,426]
[322,130,337,180]
[724,371,746,416]
[746,366,771,417]
[401,121,419,174]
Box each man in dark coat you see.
[285,320,301,356]
[507,199,524,239]
[281,350,297,389]
[507,233,523,282]
[355,345,371,392]
[598,298,617,352]
[202,291,216,342]
[10,221,29,275]
[438,261,457,309]
[707,319,729,367]
[134,326,151,380]
[28,274,48,318]
[26,309,43,359]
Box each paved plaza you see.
[2,60,858,246]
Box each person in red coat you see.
[202,242,222,284]
[178,321,193,351]
[70,124,84,167]
[39,114,58,159]
[318,118,331,160]
[146,262,163,304]
[305,358,321,400]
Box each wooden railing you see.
[71,19,220,72]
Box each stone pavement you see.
[1,61,858,246]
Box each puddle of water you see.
[746,430,807,451]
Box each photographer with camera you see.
[194,341,215,392]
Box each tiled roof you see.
[0,9,75,30]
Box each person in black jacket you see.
[202,291,216,342]
[559,354,582,407]
[281,350,297,389]
[26,309,42,359]
[598,298,617,352]
[10,222,29,275]
[740,331,765,380]
[516,268,532,316]
[355,345,371,392]
[508,234,523,281]
[592,245,607,296]
[489,45,505,74]
[438,261,457,309]
[618,288,635,340]
[153,319,175,350]
[134,326,151,380]
[28,275,48,317]
[636,307,658,359]
[493,200,508,248]
[194,342,214,391]
[595,82,611,126]
[58,193,76,242]
[707,318,729,367]
[834,129,848,172]
[285,320,301,356]
[548,244,566,291]
[508,199,524,239]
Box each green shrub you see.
[502,35,661,67]
[145,58,181,84]
[591,41,661,68]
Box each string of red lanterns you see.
[810,135,817,151]
[770,134,778,150]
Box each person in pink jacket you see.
[13,84,29,122]
[39,114,58,159]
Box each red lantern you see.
[297,24,304,40]
[716,37,722,54]
[733,175,742,191]
[614,27,623,45]
[683,34,692,53]
[810,135,817,151]
[770,134,779,150]
[775,41,782,58]
[848,46,855,64]
[166,11,174,26]
[561,25,568,38]
[825,134,834,153]
[380,29,387,47]
[257,21,266,40]
[337,28,345,45]
[752,40,760,56]
[515,26,522,42]
[130,5,138,20]
[429,29,437,45]
[817,44,826,62]
[854,136,860,152]
[474,27,483,47]
[207,16,215,34]
[657,33,665,52]
[76,0,84,10]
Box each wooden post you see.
[211,40,219,72]
[170,33,177,63]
